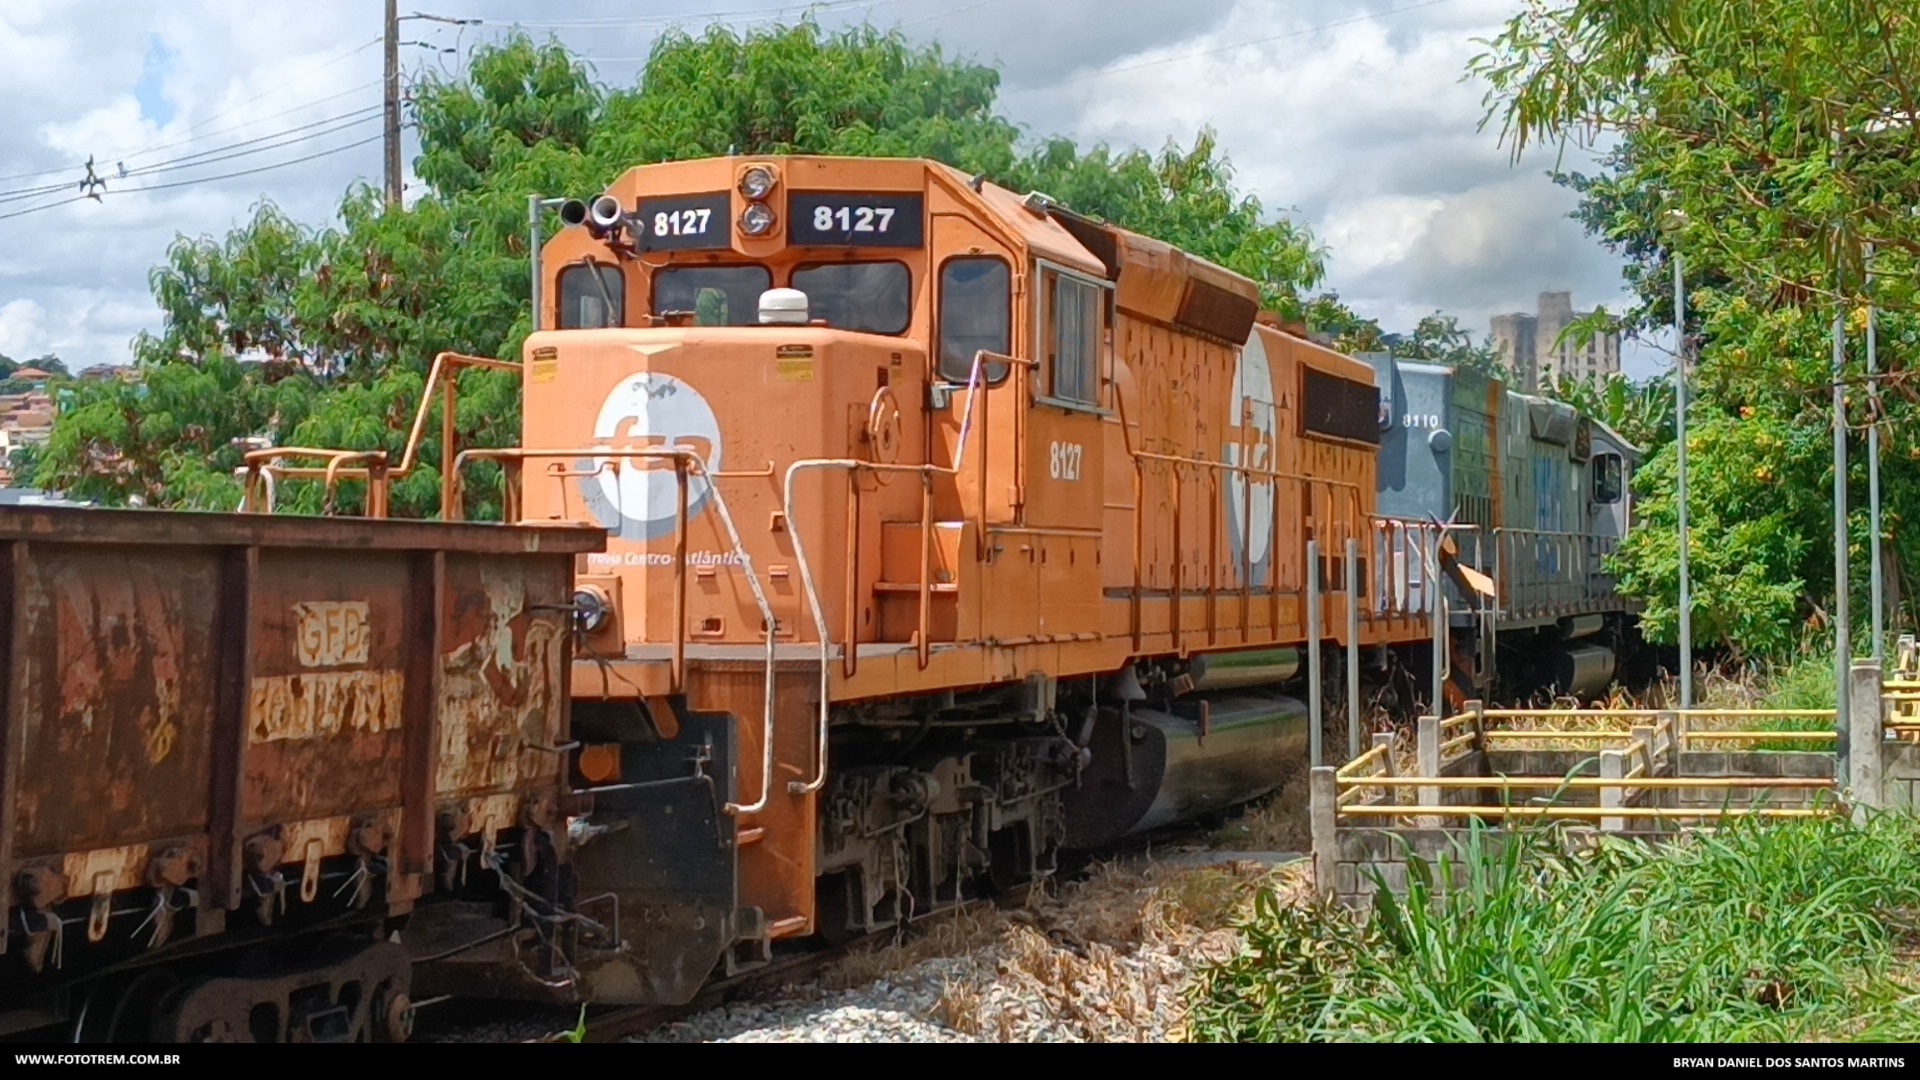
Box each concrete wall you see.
[1325,825,1670,909]
[1888,739,1920,811]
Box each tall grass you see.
[1694,648,1840,752]
[1188,814,1920,1042]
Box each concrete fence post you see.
[1847,659,1885,816]
[1631,723,1657,779]
[1659,709,1682,761]
[1417,714,1441,808]
[1467,698,1486,754]
[1373,732,1396,776]
[1599,748,1626,832]
[1310,766,1339,898]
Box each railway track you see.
[419,816,1231,1044]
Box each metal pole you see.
[528,196,567,329]
[383,0,402,208]
[1834,305,1851,738]
[1674,252,1692,708]
[1832,124,1851,740]
[1867,244,1883,660]
[1346,536,1361,760]
[1308,539,1323,768]
[1430,537,1445,716]
[529,195,544,325]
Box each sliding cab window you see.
[792,262,912,335]
[558,263,625,329]
[1592,452,1624,504]
[652,266,773,327]
[936,256,1011,383]
[1047,272,1101,406]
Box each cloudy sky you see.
[0,0,1666,377]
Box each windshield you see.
[791,262,911,335]
[653,266,772,327]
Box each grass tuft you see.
[1188,813,1920,1042]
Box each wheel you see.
[373,983,414,1043]
[72,968,181,1043]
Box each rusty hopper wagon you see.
[0,507,602,1042]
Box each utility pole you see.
[1867,245,1883,661]
[1674,250,1692,708]
[1662,208,1692,709]
[384,0,402,208]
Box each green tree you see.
[1387,312,1505,379]
[40,21,1355,515]
[1473,0,1920,651]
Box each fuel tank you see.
[1062,692,1309,849]
[1555,643,1617,698]
[1186,647,1302,692]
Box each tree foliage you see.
[41,21,1361,513]
[1475,0,1920,655]
[1386,312,1505,379]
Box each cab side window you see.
[558,263,624,329]
[937,257,1010,383]
[1592,452,1623,504]
[1047,273,1101,406]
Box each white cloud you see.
[1325,195,1448,277]
[0,299,47,358]
[0,0,1649,375]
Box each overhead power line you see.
[119,130,392,195]
[0,129,398,224]
[0,35,384,188]
[0,106,385,205]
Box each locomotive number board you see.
[636,192,733,251]
[787,192,925,248]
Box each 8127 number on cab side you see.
[787,192,924,248]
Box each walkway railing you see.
[1325,701,1840,828]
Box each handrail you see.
[1341,776,1834,790]
[1334,742,1390,780]
[782,348,998,797]
[455,444,781,817]
[240,351,520,517]
[1481,708,1837,719]
[1341,805,1831,820]
[1685,730,1837,742]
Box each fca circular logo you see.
[581,373,724,541]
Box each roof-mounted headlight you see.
[739,203,777,237]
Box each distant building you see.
[1489,292,1620,391]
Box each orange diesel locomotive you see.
[455,155,1459,1005]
